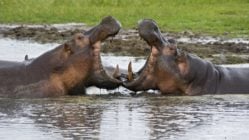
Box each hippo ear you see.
[64,44,74,54]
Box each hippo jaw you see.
[84,16,122,89]
[122,19,167,91]
[85,41,122,89]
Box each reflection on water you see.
[1,95,249,140]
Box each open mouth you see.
[84,16,123,90]
[121,19,169,91]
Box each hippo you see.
[123,19,249,95]
[0,16,122,98]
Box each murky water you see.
[1,38,249,140]
[1,95,249,140]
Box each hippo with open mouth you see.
[123,19,249,95]
[0,16,122,98]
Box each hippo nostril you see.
[138,20,168,48]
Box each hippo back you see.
[0,60,23,68]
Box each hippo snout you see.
[100,16,122,37]
[138,19,166,48]
[85,16,121,44]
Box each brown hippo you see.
[123,19,249,95]
[0,16,122,98]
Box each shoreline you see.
[0,23,248,64]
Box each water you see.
[0,38,59,61]
[1,38,249,140]
[1,95,249,140]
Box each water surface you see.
[1,95,249,140]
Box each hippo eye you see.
[77,36,84,40]
[169,47,175,51]
[169,47,176,54]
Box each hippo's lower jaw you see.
[121,47,159,92]
[85,51,122,90]
[86,67,122,90]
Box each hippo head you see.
[123,19,190,94]
[41,16,122,94]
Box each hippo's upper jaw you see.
[84,16,121,45]
[138,19,168,51]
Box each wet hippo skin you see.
[123,19,249,95]
[0,16,122,98]
[0,60,22,68]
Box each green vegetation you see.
[0,0,249,36]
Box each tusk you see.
[128,61,134,81]
[112,64,120,78]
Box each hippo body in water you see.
[0,16,122,98]
[0,60,22,68]
[123,19,249,95]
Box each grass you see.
[0,0,249,36]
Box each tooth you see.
[128,61,134,81]
[112,64,120,78]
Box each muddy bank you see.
[1,24,249,64]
